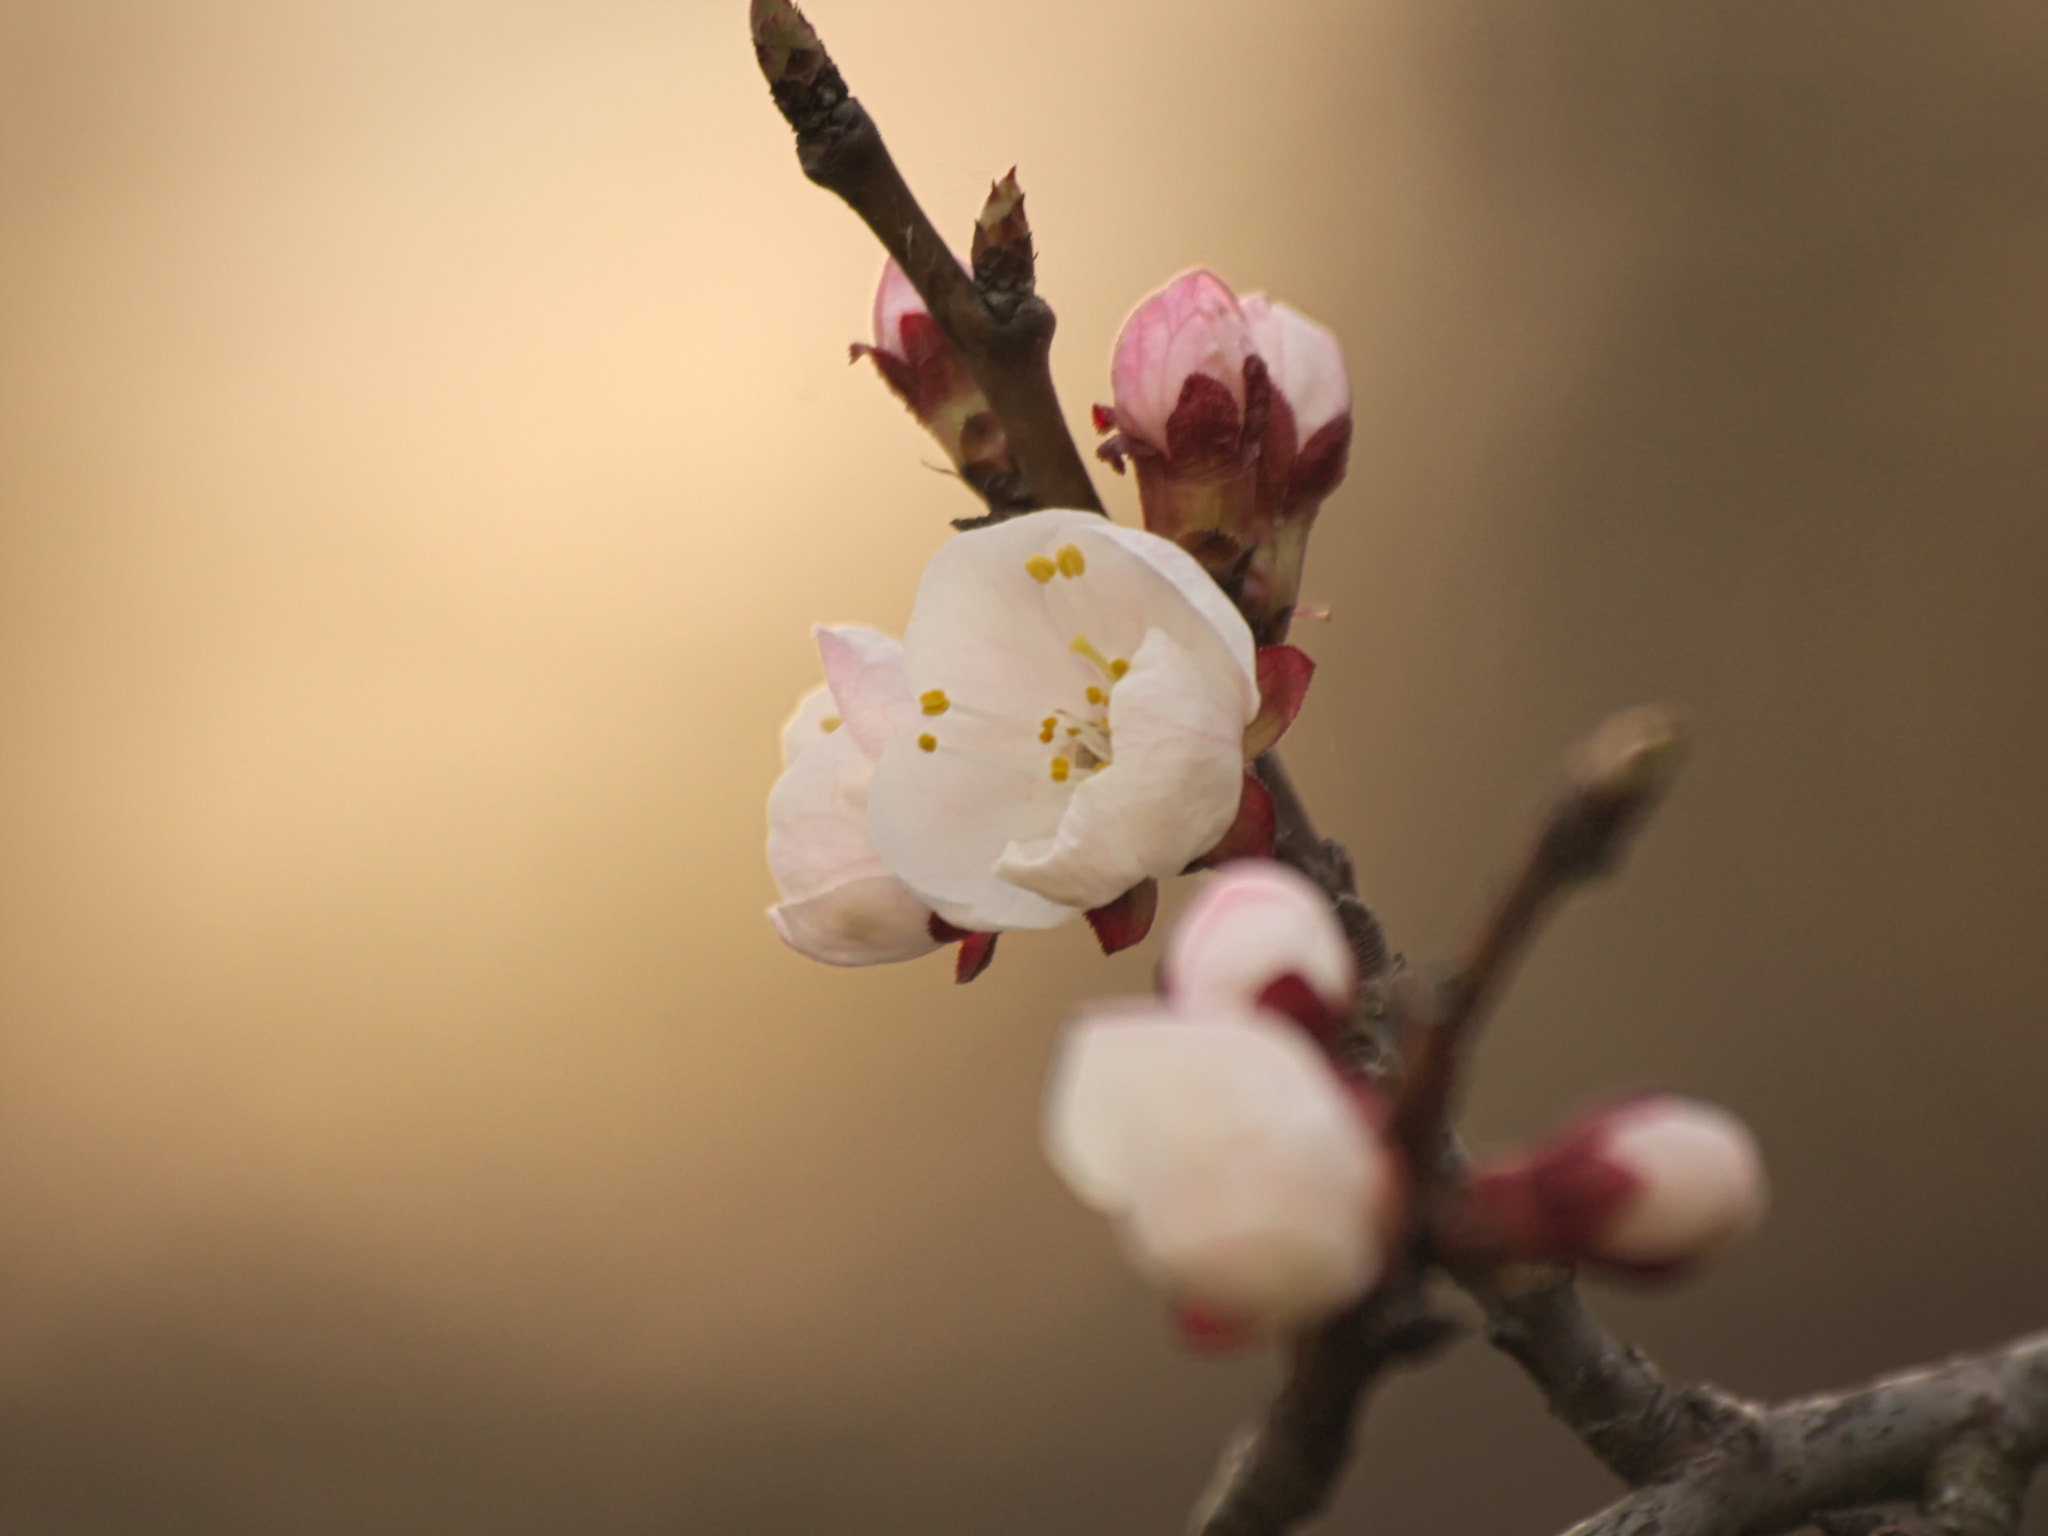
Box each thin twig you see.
[751,0,1102,516]
[1388,704,1687,1159]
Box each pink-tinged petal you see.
[994,628,1247,910]
[1595,1098,1768,1269]
[779,684,842,769]
[1241,293,1351,442]
[1243,645,1315,759]
[1084,878,1158,956]
[815,624,916,762]
[1187,772,1277,870]
[1164,860,1356,1024]
[1109,269,1255,452]
[768,877,943,966]
[954,929,999,983]
[765,726,941,966]
[767,727,887,904]
[1043,1004,1389,1330]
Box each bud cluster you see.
[1043,861,1769,1352]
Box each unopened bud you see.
[1457,1095,1768,1280]
[1096,271,1353,644]
[851,258,1019,500]
[1164,861,1356,1047]
[1044,1003,1397,1336]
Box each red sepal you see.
[1187,772,1276,871]
[927,914,999,983]
[1254,972,1343,1051]
[953,931,999,984]
[1090,402,1118,435]
[1084,878,1158,955]
[1173,1301,1257,1355]
[1243,645,1315,759]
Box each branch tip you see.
[750,0,824,90]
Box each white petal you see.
[766,724,940,965]
[1241,293,1351,441]
[1166,860,1355,1017]
[816,624,916,762]
[1600,1099,1768,1265]
[779,684,841,769]
[865,711,1080,933]
[995,627,1246,910]
[1083,521,1257,706]
[767,724,894,903]
[1044,1004,1385,1328]
[769,876,940,967]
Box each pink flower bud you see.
[1163,860,1356,1047]
[851,258,1017,496]
[1456,1095,1768,1280]
[1095,271,1353,646]
[1104,268,1258,460]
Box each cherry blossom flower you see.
[848,509,1260,933]
[1044,1001,1397,1335]
[765,630,944,968]
[1451,1094,1768,1279]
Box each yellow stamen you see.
[1038,717,1056,744]
[1049,756,1070,783]
[1055,543,1086,578]
[1085,685,1104,705]
[917,733,937,753]
[1066,726,1080,737]
[1024,555,1057,583]
[1070,635,1115,675]
[820,716,842,733]
[1109,658,1130,680]
[920,689,950,716]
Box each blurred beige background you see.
[2,1,2046,1531]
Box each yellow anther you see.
[920,689,950,716]
[1085,685,1104,705]
[1049,756,1070,783]
[917,733,937,753]
[1109,658,1130,680]
[1055,543,1086,578]
[1070,635,1114,675]
[1024,555,1057,583]
[1066,726,1081,737]
[820,716,842,733]
[1038,719,1056,744]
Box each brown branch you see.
[1551,1332,2048,1536]
[1197,714,1686,1536]
[1476,1267,1754,1485]
[1190,1275,1462,1536]
[751,0,1102,517]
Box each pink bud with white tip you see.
[1452,1094,1768,1280]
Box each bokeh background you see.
[3,1,2046,1531]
